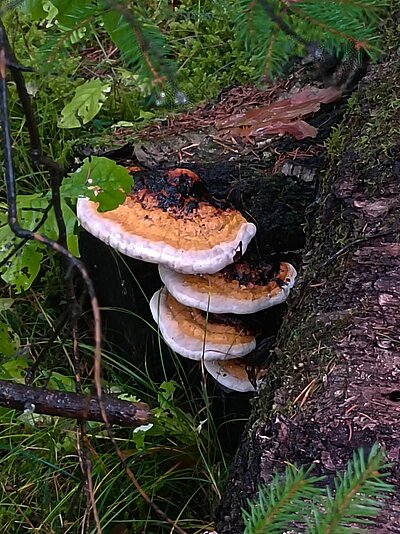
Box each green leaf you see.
[132,423,154,450]
[61,200,79,256]
[46,371,76,392]
[16,195,78,253]
[58,79,111,128]
[157,381,177,409]
[111,121,135,128]
[0,324,21,358]
[1,240,43,293]
[138,109,155,120]
[0,193,80,291]
[20,0,47,20]
[0,298,14,312]
[62,156,133,212]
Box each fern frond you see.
[50,0,99,30]
[308,444,394,533]
[37,0,100,70]
[242,464,325,534]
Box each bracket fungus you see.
[77,167,256,274]
[149,287,257,361]
[205,358,266,393]
[159,260,297,314]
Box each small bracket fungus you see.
[149,287,256,360]
[77,168,256,274]
[205,358,266,393]
[159,261,297,314]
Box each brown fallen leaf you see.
[217,85,342,142]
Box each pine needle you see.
[308,444,394,533]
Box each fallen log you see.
[0,379,150,427]
[216,47,400,534]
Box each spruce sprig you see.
[101,3,177,88]
[33,0,177,88]
[308,444,394,533]
[236,0,387,78]
[243,444,394,534]
[242,465,325,534]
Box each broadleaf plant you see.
[58,79,112,128]
[0,156,131,292]
[1,240,43,293]
[0,195,79,292]
[0,322,20,357]
[61,156,133,212]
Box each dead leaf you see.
[217,85,342,142]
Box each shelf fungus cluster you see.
[77,167,256,274]
[77,167,297,392]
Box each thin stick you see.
[0,22,104,533]
[0,380,150,426]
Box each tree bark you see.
[216,49,400,533]
[0,380,150,427]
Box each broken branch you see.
[0,380,150,427]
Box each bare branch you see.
[0,380,150,427]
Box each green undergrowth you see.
[0,1,394,532]
[0,335,230,533]
[0,246,232,532]
[0,4,257,530]
[3,1,258,180]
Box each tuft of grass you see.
[0,286,232,532]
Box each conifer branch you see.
[308,444,394,533]
[242,445,394,534]
[242,466,325,533]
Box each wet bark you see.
[216,53,400,533]
[0,380,150,427]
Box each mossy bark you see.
[216,50,400,533]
